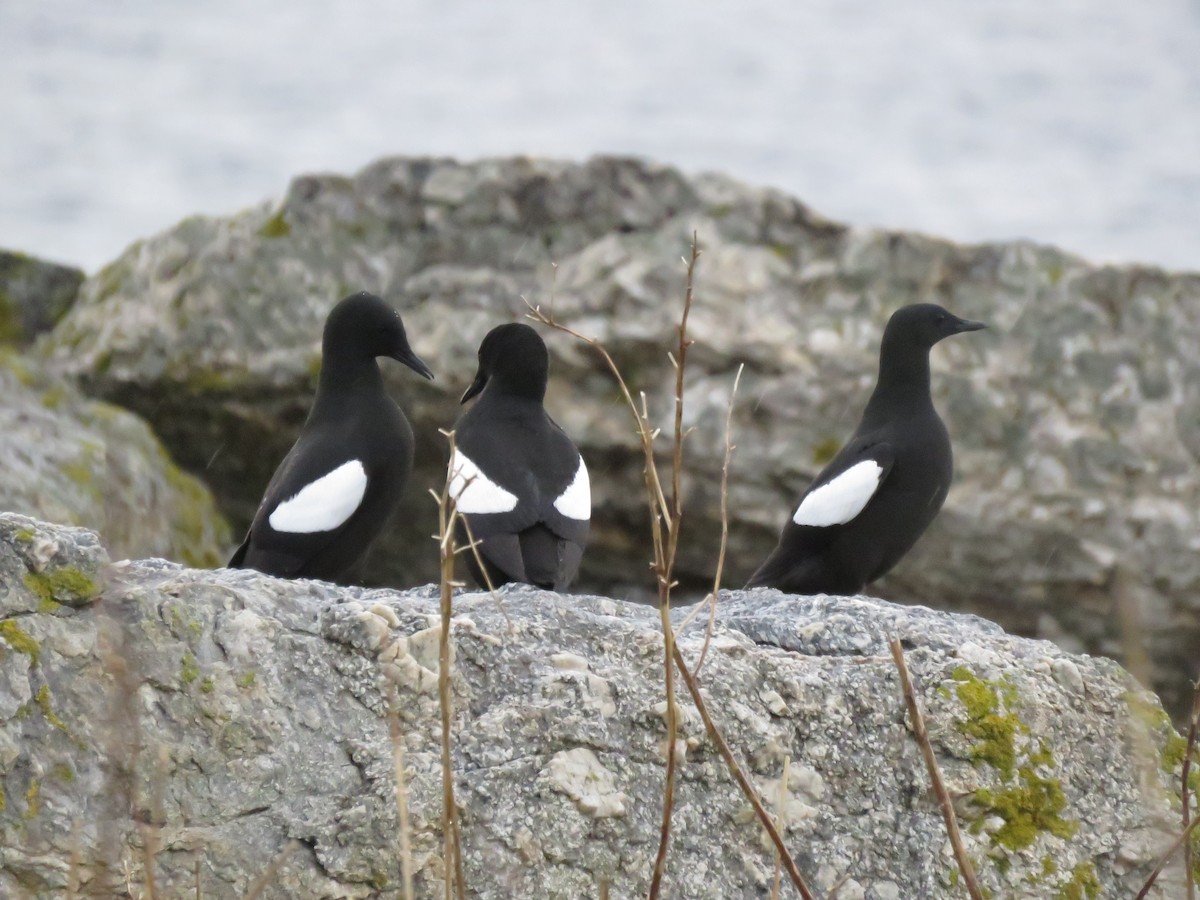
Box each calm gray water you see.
[2,0,1199,272]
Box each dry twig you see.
[888,639,984,900]
[432,430,469,900]
[1182,681,1200,900]
[527,235,816,900]
[1135,814,1200,900]
[671,645,815,899]
[682,363,742,677]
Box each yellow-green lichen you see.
[972,766,1077,850]
[1055,861,1100,900]
[258,210,292,239]
[237,671,256,689]
[0,290,21,343]
[34,684,68,732]
[40,384,68,410]
[950,665,1079,856]
[13,528,35,543]
[1124,690,1190,776]
[24,567,100,607]
[199,676,215,694]
[0,619,40,665]
[0,785,5,812]
[951,666,1022,780]
[51,763,75,783]
[23,777,40,819]
[180,651,200,686]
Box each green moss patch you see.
[950,666,1022,780]
[0,619,40,665]
[180,651,201,686]
[948,666,1080,858]
[973,766,1077,850]
[1055,862,1100,899]
[23,566,101,607]
[258,210,292,239]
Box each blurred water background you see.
[1,0,1198,273]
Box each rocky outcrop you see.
[0,512,1190,897]
[0,352,230,569]
[0,250,83,346]
[38,156,1200,717]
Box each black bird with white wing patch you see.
[748,303,986,595]
[228,291,434,583]
[449,323,589,591]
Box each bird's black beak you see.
[393,346,435,381]
[460,369,487,404]
[954,318,988,334]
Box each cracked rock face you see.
[0,513,1188,898]
[37,155,1200,716]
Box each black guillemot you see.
[449,323,589,591]
[748,303,986,595]
[228,291,433,583]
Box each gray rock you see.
[0,250,84,346]
[0,512,1188,898]
[0,351,230,568]
[39,156,1200,717]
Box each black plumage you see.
[450,323,589,591]
[748,303,986,595]
[228,291,433,583]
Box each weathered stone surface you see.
[0,250,83,346]
[0,513,1191,898]
[0,352,230,568]
[39,156,1200,716]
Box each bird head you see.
[323,291,434,380]
[462,322,549,403]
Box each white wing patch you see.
[269,459,368,534]
[449,450,518,514]
[553,456,590,520]
[792,459,884,527]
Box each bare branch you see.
[889,639,984,900]
[672,644,816,900]
[1135,814,1200,900]
[435,431,468,900]
[689,363,742,676]
[527,237,817,900]
[1182,681,1200,900]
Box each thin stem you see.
[689,363,742,677]
[525,238,819,900]
[888,639,984,900]
[649,236,700,899]
[455,504,514,632]
[1182,681,1200,900]
[1135,814,1200,900]
[671,643,816,900]
[436,431,468,900]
